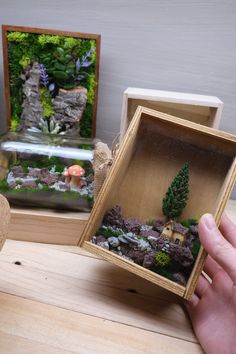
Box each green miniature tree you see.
[162,163,189,220]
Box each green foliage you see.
[191,239,201,258]
[7,31,29,43]
[7,31,97,137]
[35,178,42,184]
[39,88,54,118]
[38,34,61,46]
[15,180,23,185]
[86,73,96,104]
[96,226,122,238]
[40,156,65,172]
[154,251,171,268]
[14,156,65,173]
[0,179,9,191]
[79,103,93,137]
[181,218,198,228]
[146,219,155,226]
[19,55,31,68]
[63,37,81,50]
[10,115,20,132]
[18,160,38,173]
[162,163,189,220]
[156,268,173,280]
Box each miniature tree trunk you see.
[162,163,189,220]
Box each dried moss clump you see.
[154,251,171,268]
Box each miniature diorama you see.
[92,163,200,286]
[79,107,236,299]
[0,132,110,211]
[2,25,100,138]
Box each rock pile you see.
[92,205,200,286]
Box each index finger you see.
[199,214,236,285]
[219,213,236,248]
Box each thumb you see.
[198,214,236,284]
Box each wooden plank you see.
[0,239,197,343]
[0,292,203,354]
[8,208,89,245]
[0,332,74,354]
[0,194,10,250]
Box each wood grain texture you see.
[80,106,236,298]
[0,239,196,343]
[0,292,203,354]
[0,194,10,250]
[8,208,89,245]
[0,200,234,353]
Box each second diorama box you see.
[120,87,223,141]
[79,106,236,299]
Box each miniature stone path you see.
[0,200,234,353]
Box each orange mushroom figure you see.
[63,165,85,189]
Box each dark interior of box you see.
[115,115,234,222]
[127,98,216,127]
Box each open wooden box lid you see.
[120,87,223,141]
[79,106,236,299]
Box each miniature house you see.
[79,106,236,299]
[161,221,188,246]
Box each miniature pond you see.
[0,132,95,211]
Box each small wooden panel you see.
[0,292,203,354]
[120,87,223,141]
[80,106,236,298]
[8,208,89,245]
[0,194,10,250]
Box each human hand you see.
[185,213,236,354]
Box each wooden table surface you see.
[0,200,235,354]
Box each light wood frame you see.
[120,87,223,142]
[2,24,101,137]
[79,106,236,299]
[0,194,10,250]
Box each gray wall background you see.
[0,0,235,198]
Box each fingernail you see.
[202,214,215,230]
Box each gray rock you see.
[142,252,155,269]
[11,166,24,178]
[21,180,37,188]
[172,272,187,286]
[137,239,151,251]
[141,229,160,239]
[21,62,43,130]
[123,232,140,245]
[53,86,87,135]
[108,237,120,248]
[97,241,109,250]
[91,236,97,244]
[118,235,129,244]
[147,236,158,249]
[189,225,198,235]
[8,181,17,188]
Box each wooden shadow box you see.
[120,87,223,141]
[79,106,236,299]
